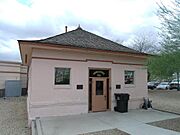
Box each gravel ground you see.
[0,97,30,135]
[148,90,180,132]
[79,128,130,135]
[148,90,180,114]
[148,117,180,132]
[0,91,179,135]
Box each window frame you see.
[124,70,135,85]
[54,67,71,86]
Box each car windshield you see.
[172,79,177,82]
[160,82,168,85]
[171,79,180,83]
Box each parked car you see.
[147,81,158,90]
[156,82,169,90]
[169,79,180,90]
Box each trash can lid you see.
[114,93,129,96]
[114,93,130,100]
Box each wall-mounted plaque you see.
[77,85,83,90]
[116,85,121,89]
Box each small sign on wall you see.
[77,85,83,90]
[116,84,121,89]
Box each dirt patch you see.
[148,90,180,114]
[148,117,180,132]
[79,128,130,135]
[0,97,30,135]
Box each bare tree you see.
[129,31,160,54]
[157,0,180,52]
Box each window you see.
[96,81,104,95]
[55,68,70,85]
[125,71,134,84]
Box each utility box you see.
[5,80,21,97]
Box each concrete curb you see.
[31,120,37,135]
[152,108,180,116]
[35,118,44,135]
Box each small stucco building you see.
[19,26,148,123]
[0,61,27,97]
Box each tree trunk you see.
[147,71,150,82]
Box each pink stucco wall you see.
[27,48,148,122]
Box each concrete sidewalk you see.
[34,109,180,135]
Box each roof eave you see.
[19,40,149,58]
[18,40,24,64]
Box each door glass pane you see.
[96,81,103,95]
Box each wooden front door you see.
[92,78,107,112]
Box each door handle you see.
[104,95,107,100]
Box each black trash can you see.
[114,93,129,113]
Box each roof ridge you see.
[80,29,139,52]
[36,28,78,42]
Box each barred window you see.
[55,68,70,85]
[125,71,134,84]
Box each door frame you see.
[88,68,111,112]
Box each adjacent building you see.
[0,61,27,97]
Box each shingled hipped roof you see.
[28,26,144,55]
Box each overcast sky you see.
[0,0,167,62]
